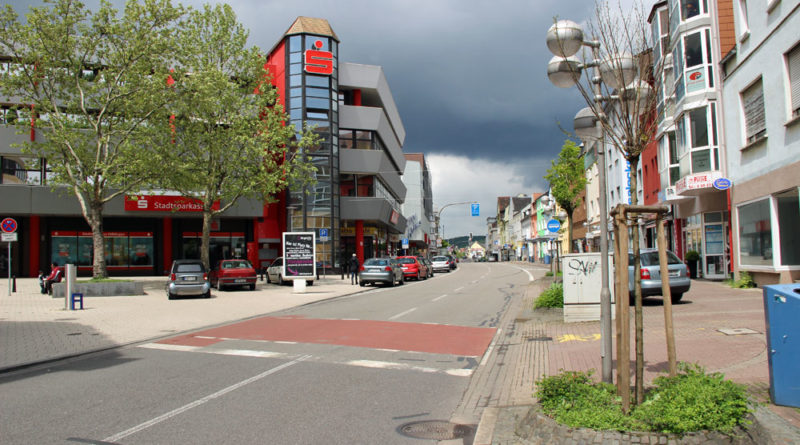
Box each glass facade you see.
[286,33,340,269]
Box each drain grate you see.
[398,420,473,440]
[526,336,553,342]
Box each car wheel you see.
[416,272,420,281]
[204,290,211,299]
[360,281,366,287]
[389,276,395,287]
[218,283,225,292]
[266,274,271,284]
[249,283,256,291]
[671,292,683,304]
[399,275,405,285]
[168,292,175,300]
[278,274,284,285]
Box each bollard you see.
[12,275,16,293]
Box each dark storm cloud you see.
[7,0,602,236]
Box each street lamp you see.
[545,19,623,384]
[434,201,478,252]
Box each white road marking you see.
[104,355,311,442]
[510,264,535,282]
[388,307,417,320]
[432,294,448,302]
[139,343,197,352]
[347,360,473,377]
[454,286,464,292]
[479,328,503,367]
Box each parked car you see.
[416,256,434,278]
[396,256,429,280]
[431,255,454,273]
[166,259,211,300]
[358,257,404,287]
[209,259,257,291]
[266,257,313,286]
[446,254,458,270]
[628,249,691,303]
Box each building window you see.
[776,189,800,266]
[737,199,772,266]
[786,43,800,119]
[737,0,749,40]
[741,78,766,144]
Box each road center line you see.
[103,355,311,442]
[431,294,448,302]
[388,307,417,320]
[454,286,464,292]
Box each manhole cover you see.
[398,420,472,440]
[718,328,760,336]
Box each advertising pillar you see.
[355,220,364,265]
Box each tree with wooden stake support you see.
[545,0,671,411]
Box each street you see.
[0,262,534,444]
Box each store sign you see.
[686,68,705,93]
[124,195,220,212]
[282,232,316,279]
[713,177,732,190]
[674,171,722,195]
[304,40,333,75]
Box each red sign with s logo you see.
[304,40,333,75]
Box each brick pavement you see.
[0,274,364,372]
[479,264,800,444]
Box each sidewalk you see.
[0,274,364,373]
[479,272,800,444]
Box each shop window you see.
[741,78,766,144]
[737,199,772,266]
[776,189,800,265]
[786,43,800,119]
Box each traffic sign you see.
[471,203,480,216]
[402,238,409,249]
[1,233,17,242]
[319,228,329,241]
[547,219,561,233]
[1,218,17,233]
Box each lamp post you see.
[545,20,638,384]
[434,201,479,252]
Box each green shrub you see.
[545,271,553,277]
[535,282,563,308]
[685,250,701,261]
[732,271,756,289]
[535,364,752,434]
[632,364,751,434]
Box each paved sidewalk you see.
[0,274,364,373]
[478,269,800,444]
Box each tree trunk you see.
[88,201,108,279]
[566,212,574,253]
[629,153,644,406]
[200,206,213,271]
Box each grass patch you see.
[536,364,752,434]
[534,282,563,308]
[76,278,133,283]
[725,271,756,289]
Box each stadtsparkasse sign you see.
[124,195,220,212]
[282,232,316,279]
[304,40,333,75]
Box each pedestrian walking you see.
[348,254,359,285]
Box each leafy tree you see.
[545,139,587,251]
[0,0,184,278]
[155,4,318,270]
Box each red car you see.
[209,259,258,291]
[395,256,429,281]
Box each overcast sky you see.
[8,0,610,239]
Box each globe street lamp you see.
[545,19,622,384]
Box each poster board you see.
[282,232,316,280]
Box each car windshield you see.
[432,256,448,262]
[176,263,203,272]
[631,251,683,266]
[397,258,416,264]
[364,259,389,266]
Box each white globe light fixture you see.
[599,53,637,90]
[574,106,601,141]
[546,20,584,58]
[547,56,582,88]
[622,80,653,113]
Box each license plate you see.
[234,279,246,283]
[669,272,679,277]
[183,276,197,281]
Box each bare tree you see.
[547,0,672,409]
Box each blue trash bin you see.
[544,254,551,265]
[763,284,800,408]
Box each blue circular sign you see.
[713,177,731,190]
[547,219,561,233]
[1,217,17,233]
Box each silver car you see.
[628,250,691,303]
[431,255,453,273]
[359,258,404,287]
[266,257,314,286]
[166,260,211,300]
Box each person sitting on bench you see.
[44,263,64,295]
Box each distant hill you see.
[446,235,486,249]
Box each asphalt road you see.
[0,262,533,444]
